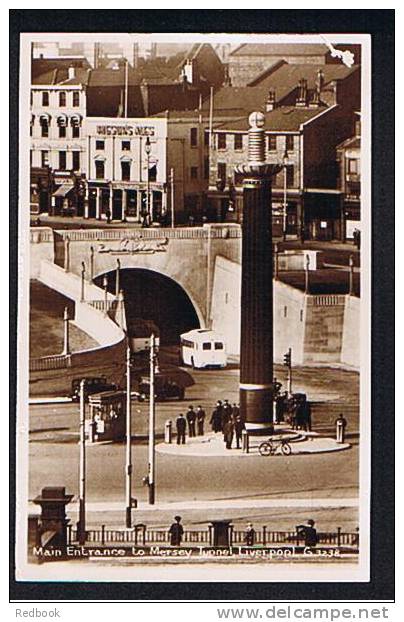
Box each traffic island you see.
[155,429,350,458]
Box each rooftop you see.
[214,105,330,132]
[248,63,359,93]
[230,43,331,57]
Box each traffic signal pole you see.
[283,348,293,396]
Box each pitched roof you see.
[201,86,270,114]
[31,67,90,86]
[337,136,360,150]
[248,63,358,90]
[214,105,330,132]
[230,43,330,57]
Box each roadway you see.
[28,364,359,530]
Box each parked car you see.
[71,377,117,402]
[134,366,194,401]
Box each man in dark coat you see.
[176,413,186,444]
[223,418,234,449]
[196,405,206,436]
[186,405,196,437]
[296,519,318,548]
[168,515,184,546]
[210,402,223,433]
[234,415,245,449]
[222,400,233,428]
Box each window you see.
[347,158,359,174]
[217,162,226,181]
[59,125,66,138]
[42,92,49,106]
[72,151,80,171]
[41,151,49,167]
[59,151,67,170]
[149,164,157,182]
[190,166,198,180]
[202,342,212,350]
[96,140,105,150]
[41,123,49,138]
[286,164,294,187]
[122,140,131,151]
[234,134,243,150]
[204,131,210,147]
[204,157,209,180]
[30,150,33,166]
[72,125,80,138]
[268,135,277,151]
[73,91,80,107]
[95,160,105,179]
[214,342,224,350]
[286,135,294,151]
[59,92,66,107]
[121,161,131,181]
[190,127,198,147]
[217,133,226,150]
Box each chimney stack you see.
[68,66,75,80]
[296,78,308,107]
[265,88,276,112]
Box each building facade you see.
[30,66,87,214]
[336,114,361,240]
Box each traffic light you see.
[283,350,291,367]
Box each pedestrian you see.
[223,417,234,449]
[168,515,184,546]
[232,403,240,419]
[105,207,112,224]
[196,405,206,436]
[296,519,318,549]
[304,400,312,432]
[222,399,233,428]
[335,414,347,443]
[275,393,287,424]
[210,401,223,433]
[186,405,196,437]
[234,415,245,449]
[245,522,256,546]
[176,413,186,445]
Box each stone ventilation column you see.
[235,112,282,434]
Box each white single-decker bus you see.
[180,329,227,369]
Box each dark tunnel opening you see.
[94,268,200,346]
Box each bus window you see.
[202,342,212,350]
[215,342,224,350]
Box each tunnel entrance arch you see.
[94,267,202,347]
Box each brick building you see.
[336,113,361,240]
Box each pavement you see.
[155,429,350,458]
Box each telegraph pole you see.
[170,168,175,228]
[148,334,156,504]
[125,345,132,527]
[78,379,86,545]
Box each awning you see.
[70,113,82,126]
[57,114,68,127]
[53,184,74,197]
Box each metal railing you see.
[68,526,358,548]
[29,354,71,372]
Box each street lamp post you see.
[125,345,133,527]
[115,258,121,298]
[78,379,86,545]
[282,149,289,242]
[103,275,108,313]
[148,334,156,504]
[145,136,152,225]
[62,306,70,356]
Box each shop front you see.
[51,171,78,216]
[30,167,51,214]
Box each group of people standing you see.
[210,399,245,450]
[175,405,206,444]
[175,400,245,449]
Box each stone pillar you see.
[235,112,282,434]
[64,236,70,272]
[62,306,70,355]
[136,190,142,221]
[33,487,74,556]
[95,187,101,220]
[109,184,113,219]
[122,189,127,221]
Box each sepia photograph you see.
[12,18,387,591]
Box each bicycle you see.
[259,438,292,456]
